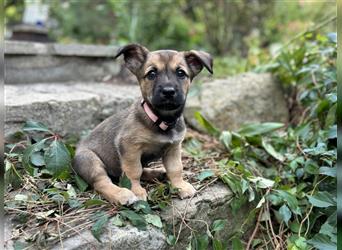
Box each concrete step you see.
[5,82,141,138]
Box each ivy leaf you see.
[262,139,285,162]
[111,214,124,227]
[22,120,53,134]
[319,166,336,177]
[120,210,147,230]
[91,214,109,242]
[194,111,220,136]
[238,122,284,137]
[307,191,336,208]
[278,204,292,226]
[74,174,88,192]
[232,237,244,250]
[248,176,274,189]
[22,139,48,170]
[133,200,152,214]
[219,131,232,149]
[83,199,107,207]
[44,140,71,177]
[275,190,301,215]
[211,219,226,232]
[119,174,132,189]
[144,214,162,228]
[192,233,209,250]
[197,169,215,181]
[327,125,337,139]
[307,234,336,250]
[30,152,45,166]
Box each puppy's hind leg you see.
[73,149,138,205]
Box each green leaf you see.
[219,131,232,149]
[83,199,107,207]
[211,219,226,232]
[119,174,132,189]
[248,176,274,189]
[30,152,45,166]
[22,120,52,134]
[120,210,147,230]
[213,239,224,250]
[307,191,336,208]
[232,237,243,250]
[133,200,152,214]
[262,139,285,162]
[194,111,220,136]
[192,234,209,250]
[166,234,177,246]
[197,169,215,181]
[15,194,28,202]
[144,214,163,228]
[74,174,88,192]
[307,234,336,250]
[327,125,336,139]
[91,214,109,242]
[238,122,284,137]
[68,199,82,208]
[275,190,301,215]
[319,166,336,177]
[44,140,71,177]
[278,204,292,226]
[111,214,124,227]
[22,139,47,170]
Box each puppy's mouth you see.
[154,102,182,111]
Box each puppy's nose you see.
[162,86,176,98]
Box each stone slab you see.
[5,82,141,138]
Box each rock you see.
[51,225,167,250]
[5,82,140,138]
[161,182,252,249]
[184,72,289,131]
[4,183,252,250]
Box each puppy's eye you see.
[146,70,157,80]
[176,68,187,79]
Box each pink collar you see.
[141,100,170,131]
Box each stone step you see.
[5,41,127,84]
[5,82,141,138]
[5,183,252,250]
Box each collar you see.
[141,100,177,131]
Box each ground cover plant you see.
[4,29,336,249]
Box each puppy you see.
[73,44,213,205]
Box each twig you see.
[246,206,263,250]
[57,221,64,250]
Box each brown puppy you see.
[73,44,213,205]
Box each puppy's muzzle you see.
[162,86,176,99]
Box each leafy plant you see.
[194,31,336,249]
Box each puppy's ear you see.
[184,50,213,78]
[115,44,149,75]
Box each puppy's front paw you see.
[116,188,139,205]
[131,185,147,201]
[175,181,196,199]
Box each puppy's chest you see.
[140,132,183,166]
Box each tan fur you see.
[73,44,212,205]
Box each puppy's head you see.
[115,44,213,119]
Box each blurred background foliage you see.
[5,0,336,77]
